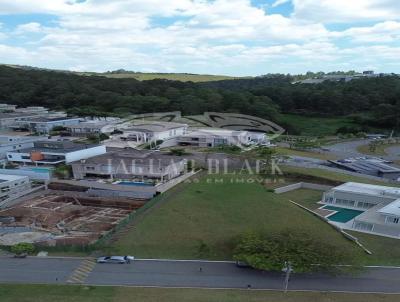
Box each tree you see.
[233,231,355,274]
[53,164,72,179]
[10,242,35,255]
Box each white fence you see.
[274,182,334,194]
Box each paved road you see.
[0,257,81,284]
[322,139,370,159]
[2,257,400,293]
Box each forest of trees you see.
[0,65,399,132]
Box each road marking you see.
[67,259,96,284]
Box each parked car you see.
[13,253,28,258]
[97,255,134,264]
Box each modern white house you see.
[6,140,106,165]
[0,135,48,163]
[321,182,400,238]
[10,117,82,134]
[177,128,270,148]
[120,122,188,143]
[0,174,31,207]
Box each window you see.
[335,198,355,207]
[386,217,400,224]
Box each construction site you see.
[0,192,148,246]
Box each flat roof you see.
[15,143,101,154]
[73,149,184,166]
[66,122,107,129]
[330,159,400,174]
[0,112,39,119]
[19,117,81,123]
[333,182,400,199]
[126,121,187,133]
[184,128,247,137]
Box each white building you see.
[6,140,106,165]
[177,128,269,148]
[322,182,400,238]
[0,174,31,207]
[120,121,187,143]
[11,117,82,134]
[0,135,47,163]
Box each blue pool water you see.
[25,167,53,173]
[324,206,364,223]
[117,181,154,187]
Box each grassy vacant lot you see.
[1,285,399,302]
[281,165,400,187]
[279,188,323,210]
[107,173,362,261]
[278,114,358,136]
[87,72,241,82]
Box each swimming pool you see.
[23,167,53,173]
[116,181,154,187]
[324,206,364,223]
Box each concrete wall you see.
[156,170,199,193]
[274,182,333,194]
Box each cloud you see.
[272,0,291,8]
[15,22,43,34]
[337,21,400,43]
[0,0,400,74]
[292,0,400,23]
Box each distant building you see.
[71,149,185,182]
[66,121,108,137]
[322,182,400,238]
[6,140,106,165]
[0,103,17,112]
[328,158,400,181]
[0,112,43,129]
[0,174,31,207]
[120,121,188,143]
[177,128,257,147]
[11,117,82,134]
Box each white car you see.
[97,255,134,264]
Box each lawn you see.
[1,284,399,302]
[279,188,323,210]
[106,173,363,261]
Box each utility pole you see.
[283,261,292,293]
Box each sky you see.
[0,0,399,76]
